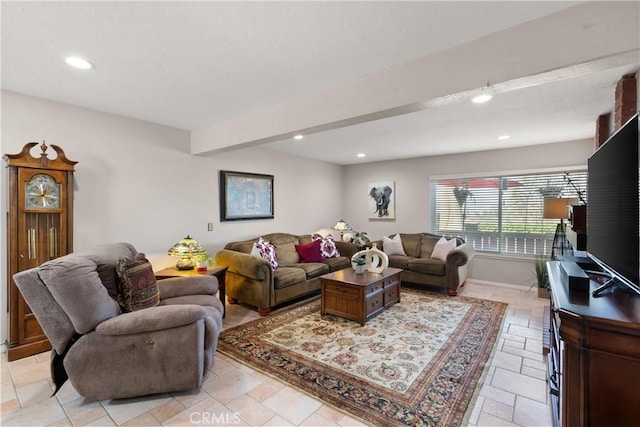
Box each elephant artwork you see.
[368,182,395,219]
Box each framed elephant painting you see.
[368,181,395,220]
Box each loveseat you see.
[12,242,224,400]
[215,233,358,315]
[370,233,475,296]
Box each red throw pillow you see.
[295,239,324,263]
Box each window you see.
[431,170,587,256]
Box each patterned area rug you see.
[218,288,507,426]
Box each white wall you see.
[1,90,344,346]
[342,139,594,286]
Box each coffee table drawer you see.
[324,282,360,297]
[385,283,400,307]
[366,293,384,316]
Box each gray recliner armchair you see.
[12,242,224,401]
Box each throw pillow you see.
[255,237,279,270]
[295,239,323,263]
[383,234,406,256]
[312,234,340,258]
[250,242,261,257]
[431,237,458,261]
[116,253,160,312]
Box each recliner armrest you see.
[95,305,206,335]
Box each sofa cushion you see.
[419,235,441,258]
[38,255,121,334]
[291,262,330,279]
[399,233,421,257]
[383,234,406,256]
[295,239,323,263]
[116,253,160,312]
[273,267,307,289]
[407,258,446,276]
[388,255,413,269]
[322,256,350,272]
[431,237,457,261]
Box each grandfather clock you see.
[4,142,77,361]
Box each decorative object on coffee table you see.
[351,254,366,274]
[167,235,206,270]
[218,287,507,426]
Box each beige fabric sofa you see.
[215,233,358,315]
[12,242,223,400]
[370,233,475,296]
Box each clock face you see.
[25,174,60,209]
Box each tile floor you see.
[1,281,553,426]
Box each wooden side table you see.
[155,265,227,317]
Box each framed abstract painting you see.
[220,170,274,221]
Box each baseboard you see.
[466,278,531,290]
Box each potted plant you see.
[534,256,550,298]
[193,253,213,272]
[352,254,367,274]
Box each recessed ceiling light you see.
[497,135,511,140]
[65,56,94,70]
[357,153,366,158]
[471,93,493,104]
[293,134,303,140]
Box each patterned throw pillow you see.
[312,234,340,258]
[255,237,279,270]
[116,253,160,312]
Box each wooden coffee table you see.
[320,267,402,326]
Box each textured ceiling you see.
[2,1,639,165]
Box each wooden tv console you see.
[546,261,640,427]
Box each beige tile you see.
[314,404,349,424]
[513,395,554,426]
[501,345,544,362]
[1,395,66,426]
[336,412,372,426]
[467,395,485,425]
[479,384,516,406]
[482,397,514,422]
[148,398,186,422]
[262,387,322,425]
[0,398,21,414]
[521,365,547,381]
[476,411,518,426]
[508,324,542,340]
[201,369,261,404]
[84,414,117,426]
[8,358,50,388]
[45,416,73,426]
[1,381,18,404]
[15,378,53,408]
[122,412,161,426]
[63,397,107,426]
[492,368,548,403]
[101,394,172,425]
[524,338,543,353]
[54,381,84,405]
[246,381,283,403]
[262,414,295,426]
[171,388,210,408]
[299,411,340,426]
[491,351,522,373]
[227,394,275,426]
[162,396,231,426]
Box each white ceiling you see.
[2,1,639,165]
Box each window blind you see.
[431,171,588,256]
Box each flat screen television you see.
[587,112,640,296]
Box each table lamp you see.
[167,235,206,270]
[543,198,571,257]
[332,219,353,241]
